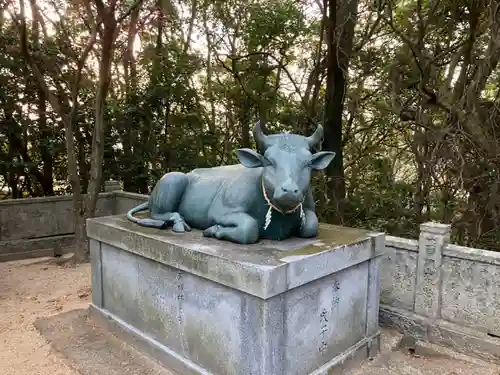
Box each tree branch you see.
[466,2,500,99]
[183,0,198,54]
[223,51,314,121]
[117,0,145,23]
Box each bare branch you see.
[222,51,314,120]
[94,0,105,14]
[183,0,198,54]
[117,0,145,23]
[10,2,65,119]
[466,2,500,99]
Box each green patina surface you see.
[93,215,374,269]
[101,215,370,257]
[277,224,371,258]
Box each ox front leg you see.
[203,213,260,244]
[297,208,319,238]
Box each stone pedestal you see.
[87,215,384,375]
[414,222,451,318]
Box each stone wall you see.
[113,191,148,214]
[380,222,500,363]
[0,189,148,262]
[0,193,115,261]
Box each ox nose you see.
[281,186,299,194]
[280,180,300,195]
[273,182,302,208]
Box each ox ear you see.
[310,151,336,170]
[235,148,269,168]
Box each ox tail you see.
[126,202,168,229]
[126,202,149,223]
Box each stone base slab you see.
[380,304,500,364]
[90,304,381,375]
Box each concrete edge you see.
[0,192,114,206]
[310,332,380,375]
[1,234,75,252]
[0,235,75,263]
[0,248,55,263]
[379,305,500,364]
[283,237,383,291]
[113,191,149,200]
[385,236,419,252]
[444,244,500,266]
[89,304,213,375]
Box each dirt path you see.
[0,257,91,375]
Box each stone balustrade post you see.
[104,179,121,192]
[414,222,451,319]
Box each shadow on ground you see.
[35,309,174,375]
[35,307,500,375]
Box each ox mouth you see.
[261,179,303,214]
[272,198,303,214]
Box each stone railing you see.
[0,182,147,262]
[380,222,500,363]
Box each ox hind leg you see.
[203,213,259,244]
[142,172,191,232]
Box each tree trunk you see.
[303,3,326,131]
[72,213,88,263]
[322,0,358,224]
[203,11,217,165]
[122,4,141,192]
[38,88,54,195]
[77,11,117,261]
[29,0,53,196]
[14,0,106,263]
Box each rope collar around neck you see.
[261,177,306,231]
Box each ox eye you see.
[262,156,274,166]
[262,157,273,167]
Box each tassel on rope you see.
[264,205,273,231]
[261,177,305,231]
[299,204,305,229]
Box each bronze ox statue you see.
[126,121,335,244]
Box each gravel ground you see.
[0,256,91,375]
[355,329,500,375]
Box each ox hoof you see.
[203,225,220,238]
[137,218,168,229]
[172,220,191,233]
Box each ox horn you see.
[253,120,270,151]
[306,124,324,150]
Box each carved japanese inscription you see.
[319,308,329,354]
[175,271,185,325]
